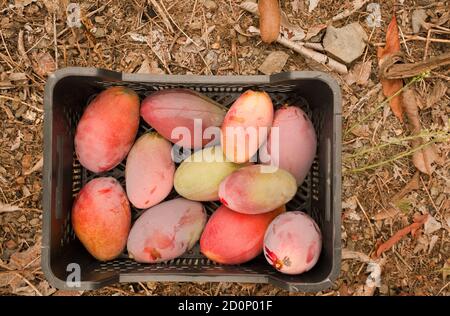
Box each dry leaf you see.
[345,60,372,86]
[424,215,442,235]
[411,9,428,34]
[426,81,447,109]
[0,203,22,213]
[375,214,428,258]
[33,52,56,77]
[9,238,41,270]
[24,156,43,175]
[378,14,404,122]
[403,89,438,174]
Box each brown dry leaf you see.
[375,214,428,258]
[345,60,372,86]
[426,81,448,109]
[378,14,404,122]
[9,238,41,270]
[32,52,56,77]
[403,89,438,174]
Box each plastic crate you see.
[42,67,342,292]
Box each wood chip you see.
[0,203,22,213]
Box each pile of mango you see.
[72,86,321,275]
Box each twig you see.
[189,0,198,25]
[14,272,43,296]
[332,0,370,22]
[398,25,411,57]
[248,27,347,74]
[355,196,376,244]
[138,282,150,295]
[0,95,43,113]
[405,35,450,43]
[420,176,441,217]
[381,52,450,79]
[53,13,58,70]
[18,30,31,68]
[148,0,174,33]
[437,281,450,296]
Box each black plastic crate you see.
[42,68,342,292]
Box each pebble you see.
[323,23,367,64]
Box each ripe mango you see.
[221,90,273,163]
[264,106,316,185]
[125,132,175,209]
[72,177,131,261]
[264,211,322,274]
[200,205,285,265]
[75,86,140,173]
[174,146,242,201]
[218,164,296,214]
[140,89,226,149]
[127,198,206,263]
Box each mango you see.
[140,89,226,149]
[75,86,140,173]
[264,106,316,185]
[125,132,175,209]
[72,177,131,261]
[127,198,206,263]
[200,205,285,265]
[264,211,322,275]
[218,164,296,214]
[174,146,242,201]
[221,90,273,163]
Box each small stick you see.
[332,0,370,22]
[420,176,441,217]
[53,13,58,69]
[0,95,43,113]
[189,0,198,25]
[148,0,174,33]
[138,282,150,295]
[405,35,450,43]
[355,196,376,244]
[423,29,432,61]
[248,26,347,74]
[14,272,43,296]
[18,30,31,67]
[398,25,411,57]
